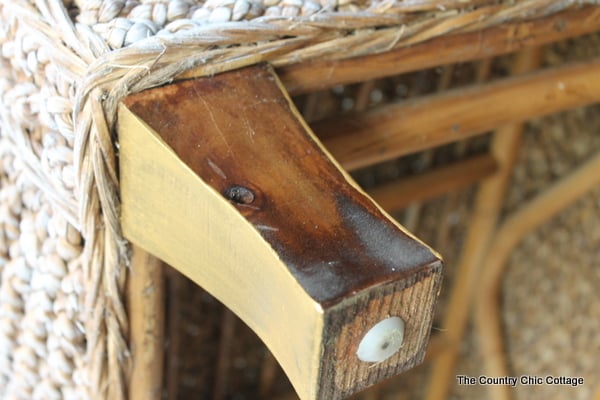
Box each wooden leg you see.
[118,64,443,400]
[128,245,165,400]
[424,47,541,400]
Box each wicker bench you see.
[1,1,599,400]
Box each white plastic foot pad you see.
[356,316,405,363]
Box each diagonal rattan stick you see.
[424,47,541,400]
[475,150,600,400]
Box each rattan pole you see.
[369,153,497,216]
[424,59,492,367]
[404,65,452,233]
[475,151,600,400]
[434,58,492,248]
[302,92,325,123]
[354,81,376,112]
[165,271,183,400]
[278,7,600,95]
[212,309,237,400]
[128,245,165,400]
[316,57,600,171]
[424,332,452,363]
[424,47,541,400]
[258,352,279,398]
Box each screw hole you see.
[225,185,255,205]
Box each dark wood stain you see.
[122,64,441,307]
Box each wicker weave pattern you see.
[0,137,86,399]
[0,1,597,399]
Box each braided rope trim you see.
[2,0,598,399]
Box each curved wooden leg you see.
[118,64,443,400]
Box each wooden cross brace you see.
[118,64,443,400]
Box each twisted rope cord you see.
[1,0,598,399]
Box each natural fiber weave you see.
[0,1,598,399]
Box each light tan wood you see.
[119,97,323,400]
[314,57,600,171]
[276,6,600,95]
[475,151,600,400]
[118,64,442,400]
[127,245,165,400]
[424,47,542,400]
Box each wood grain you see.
[119,64,442,400]
[277,6,600,95]
[314,57,600,171]
[122,64,441,306]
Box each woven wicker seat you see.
[1,1,600,399]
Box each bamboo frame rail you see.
[278,6,600,95]
[127,246,165,400]
[425,47,541,400]
[475,151,600,400]
[165,267,183,400]
[314,57,600,171]
[213,310,237,400]
[366,134,498,211]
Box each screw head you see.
[225,185,255,205]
